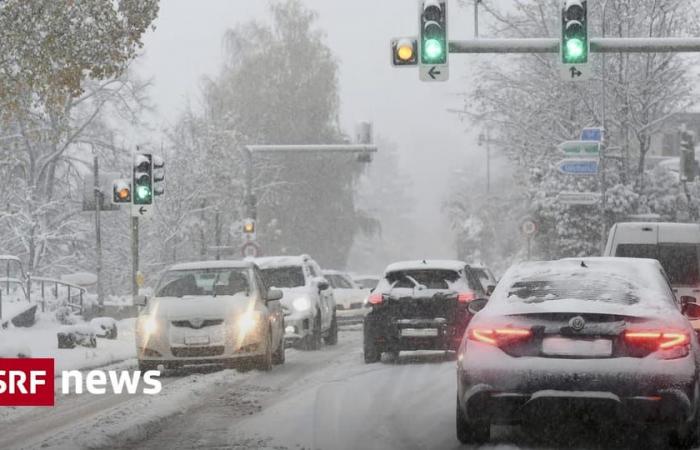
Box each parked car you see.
[363,260,489,363]
[323,270,370,324]
[134,260,285,371]
[255,255,337,350]
[457,257,700,447]
[352,274,381,290]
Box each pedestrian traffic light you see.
[680,129,696,181]
[391,38,418,66]
[420,0,447,65]
[152,155,165,197]
[111,179,131,204]
[561,0,588,64]
[133,153,153,205]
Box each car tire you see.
[456,396,489,444]
[324,313,338,345]
[254,331,274,371]
[388,350,400,362]
[304,312,322,351]
[272,333,286,365]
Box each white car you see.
[134,260,285,371]
[323,270,370,323]
[254,255,337,350]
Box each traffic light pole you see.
[131,216,139,297]
[93,152,104,310]
[448,37,700,54]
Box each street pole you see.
[486,127,491,195]
[600,0,610,254]
[474,0,481,39]
[93,151,104,310]
[214,209,221,261]
[131,217,139,297]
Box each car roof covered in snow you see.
[253,255,310,269]
[166,260,254,271]
[323,269,349,276]
[384,260,466,274]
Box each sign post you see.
[520,218,538,260]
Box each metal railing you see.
[27,276,86,314]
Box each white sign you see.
[419,64,449,82]
[521,219,538,237]
[557,191,601,206]
[241,241,261,258]
[559,64,591,82]
[131,203,152,218]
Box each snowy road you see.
[0,327,688,449]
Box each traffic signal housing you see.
[111,179,131,204]
[680,129,697,181]
[420,0,447,65]
[391,38,418,66]
[561,0,588,64]
[152,155,165,197]
[133,153,153,205]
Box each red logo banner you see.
[0,358,54,406]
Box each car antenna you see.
[580,261,588,268]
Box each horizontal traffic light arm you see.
[448,37,700,54]
[246,144,378,154]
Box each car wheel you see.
[272,333,286,365]
[456,396,489,444]
[324,313,338,345]
[304,312,322,351]
[363,322,381,363]
[388,350,400,362]
[255,331,274,371]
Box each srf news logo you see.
[0,358,162,406]
[0,358,54,406]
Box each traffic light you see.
[420,0,447,65]
[133,153,153,205]
[680,129,696,181]
[152,155,165,197]
[561,0,588,64]
[242,218,256,240]
[391,38,418,66]
[111,179,131,204]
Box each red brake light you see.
[458,292,476,303]
[367,293,383,305]
[624,330,689,351]
[468,327,532,347]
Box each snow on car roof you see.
[253,255,308,268]
[323,269,348,276]
[167,260,254,271]
[384,260,466,274]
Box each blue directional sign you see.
[580,127,603,142]
[558,158,599,176]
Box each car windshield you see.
[326,274,353,289]
[355,278,379,290]
[155,268,250,297]
[260,266,305,288]
[615,243,700,285]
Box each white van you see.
[604,222,700,303]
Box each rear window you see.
[382,269,461,290]
[507,275,639,305]
[615,244,700,285]
[261,266,305,288]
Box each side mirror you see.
[683,300,700,320]
[468,298,488,315]
[313,277,330,291]
[267,288,283,302]
[486,285,496,296]
[133,295,148,307]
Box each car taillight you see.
[367,293,383,305]
[468,327,532,347]
[624,330,689,357]
[458,292,476,303]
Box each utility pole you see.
[131,217,139,297]
[92,151,104,310]
[600,0,610,253]
[474,0,481,39]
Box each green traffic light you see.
[565,38,585,61]
[135,185,151,200]
[424,38,443,60]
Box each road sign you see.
[580,127,603,142]
[558,140,601,156]
[557,158,599,176]
[241,241,261,258]
[131,204,152,218]
[419,64,449,81]
[557,191,601,205]
[521,218,538,237]
[559,63,591,81]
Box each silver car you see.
[457,257,700,448]
[134,260,285,371]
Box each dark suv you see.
[363,260,489,363]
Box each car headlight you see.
[238,311,259,336]
[293,296,311,312]
[141,316,158,335]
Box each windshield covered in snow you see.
[260,266,305,288]
[615,243,700,285]
[507,276,640,305]
[155,268,250,297]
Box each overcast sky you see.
[135,0,488,263]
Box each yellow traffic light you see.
[243,221,255,233]
[391,38,418,66]
[117,187,130,201]
[397,42,414,62]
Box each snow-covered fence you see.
[28,276,86,315]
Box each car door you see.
[255,267,283,346]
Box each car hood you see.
[145,294,254,320]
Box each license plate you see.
[542,337,612,357]
[401,328,438,337]
[184,335,210,345]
